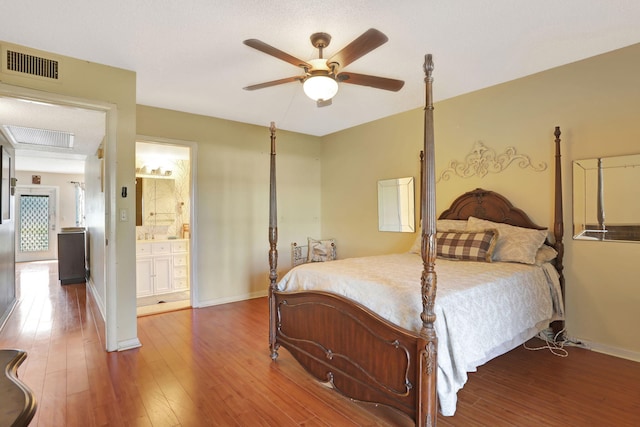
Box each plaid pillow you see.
[437,229,498,262]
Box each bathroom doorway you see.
[134,138,196,316]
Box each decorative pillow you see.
[437,219,468,232]
[534,245,558,266]
[409,219,469,253]
[307,237,336,262]
[436,229,498,262]
[467,217,547,265]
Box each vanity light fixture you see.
[136,165,172,176]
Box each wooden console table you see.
[0,350,37,427]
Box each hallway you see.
[0,261,105,426]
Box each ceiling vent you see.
[4,48,59,80]
[1,125,74,149]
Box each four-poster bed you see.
[267,55,565,426]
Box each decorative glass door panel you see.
[15,187,57,262]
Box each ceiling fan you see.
[242,28,405,107]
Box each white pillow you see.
[467,217,547,265]
[534,245,558,266]
[307,237,336,262]
[436,219,468,232]
[409,219,469,253]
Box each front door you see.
[15,186,58,262]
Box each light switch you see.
[120,209,128,221]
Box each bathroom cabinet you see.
[136,239,189,297]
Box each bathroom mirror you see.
[573,153,640,242]
[378,177,415,232]
[135,177,176,226]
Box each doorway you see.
[135,138,195,316]
[0,86,118,351]
[14,186,58,262]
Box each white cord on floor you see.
[524,328,569,357]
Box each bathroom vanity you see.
[136,238,189,297]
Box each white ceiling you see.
[0,98,106,174]
[1,0,640,172]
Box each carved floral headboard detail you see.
[437,141,547,182]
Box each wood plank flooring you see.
[1,260,639,426]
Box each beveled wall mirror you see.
[135,177,176,226]
[573,153,640,242]
[378,177,415,232]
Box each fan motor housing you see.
[310,32,331,50]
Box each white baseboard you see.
[86,278,141,352]
[118,338,142,351]
[196,290,268,308]
[569,336,640,362]
[85,278,106,322]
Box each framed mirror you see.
[135,176,176,226]
[378,177,415,232]
[573,153,640,242]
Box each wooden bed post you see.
[268,121,280,360]
[418,54,438,427]
[552,126,565,337]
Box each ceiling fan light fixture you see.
[244,29,402,103]
[303,75,338,102]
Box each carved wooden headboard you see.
[439,188,546,230]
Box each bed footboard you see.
[273,290,425,422]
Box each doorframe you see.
[0,83,119,351]
[136,135,198,307]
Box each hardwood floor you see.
[1,261,639,426]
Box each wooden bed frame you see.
[267,55,565,426]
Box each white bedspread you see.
[277,253,563,416]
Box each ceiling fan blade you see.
[243,76,303,91]
[337,72,405,92]
[327,28,388,69]
[243,39,312,69]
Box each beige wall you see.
[0,41,138,350]
[136,106,322,305]
[321,43,640,360]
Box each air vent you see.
[6,49,59,80]
[1,125,74,149]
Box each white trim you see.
[570,336,640,363]
[117,338,142,351]
[104,104,118,352]
[86,276,106,322]
[190,143,198,308]
[196,290,268,309]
